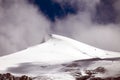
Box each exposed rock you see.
[0,73,32,80]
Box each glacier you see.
[0,34,120,79]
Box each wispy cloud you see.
[52,0,120,51]
[0,0,50,56]
[0,0,120,55]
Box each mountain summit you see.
[0,34,120,75]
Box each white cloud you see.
[0,0,50,56]
[52,0,120,51]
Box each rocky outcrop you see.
[0,73,32,80]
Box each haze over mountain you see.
[0,0,120,56]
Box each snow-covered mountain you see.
[0,34,120,79]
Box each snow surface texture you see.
[0,34,120,80]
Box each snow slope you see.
[0,34,120,71]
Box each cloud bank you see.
[52,0,120,51]
[0,0,50,56]
[1,0,120,56]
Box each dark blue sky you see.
[29,0,77,21]
[29,0,116,24]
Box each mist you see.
[0,0,120,56]
[0,0,50,56]
[52,0,120,52]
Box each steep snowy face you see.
[0,34,92,70]
[52,34,120,59]
[0,34,120,72]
